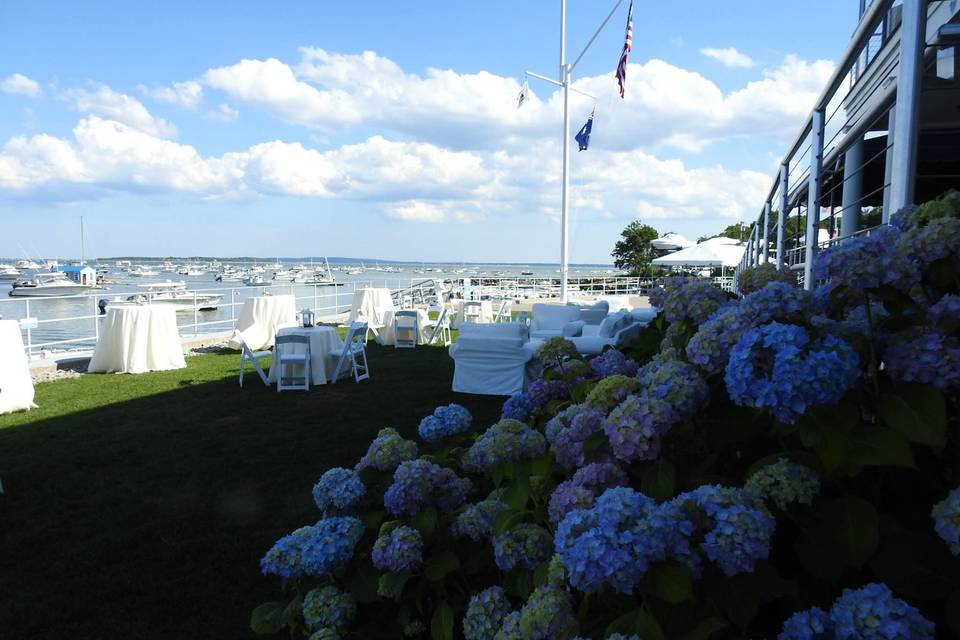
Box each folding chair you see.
[493,299,513,323]
[515,311,532,327]
[274,333,312,392]
[330,322,370,383]
[235,330,270,387]
[393,310,419,349]
[427,306,452,346]
[463,301,483,324]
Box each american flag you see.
[615,0,633,98]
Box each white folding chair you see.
[463,301,483,324]
[274,333,312,392]
[427,306,452,346]
[393,310,419,349]
[493,299,513,323]
[235,330,270,387]
[330,322,370,383]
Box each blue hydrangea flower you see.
[548,462,628,524]
[589,349,639,378]
[927,294,960,334]
[312,467,365,514]
[740,282,814,324]
[648,276,695,309]
[463,587,514,640]
[829,582,934,639]
[493,523,553,570]
[383,459,472,516]
[815,225,917,298]
[738,263,798,294]
[778,607,830,640]
[745,458,820,511]
[494,611,522,640]
[932,486,960,555]
[636,357,711,419]
[260,516,364,578]
[526,379,570,409]
[307,629,341,640]
[462,419,547,473]
[686,485,775,576]
[356,427,419,472]
[452,496,509,541]
[545,404,606,468]
[884,330,960,392]
[686,305,755,375]
[555,487,668,593]
[725,323,859,424]
[514,586,579,640]
[662,279,730,325]
[418,404,473,442]
[501,392,533,422]
[372,525,423,573]
[583,374,641,412]
[898,216,960,275]
[302,585,356,632]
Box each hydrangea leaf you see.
[641,459,675,502]
[606,608,666,640]
[502,476,531,510]
[430,600,454,640]
[797,495,879,579]
[411,507,437,538]
[877,384,946,449]
[347,560,382,604]
[492,508,527,536]
[423,551,460,582]
[676,616,730,640]
[378,572,412,602]
[845,426,915,471]
[250,601,286,635]
[642,560,693,604]
[868,531,957,600]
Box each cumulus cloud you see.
[61,85,178,138]
[143,80,203,110]
[700,47,755,68]
[1,73,42,97]
[387,201,447,222]
[206,103,239,122]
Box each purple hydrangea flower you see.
[372,525,423,573]
[662,279,730,325]
[686,485,775,576]
[356,427,419,472]
[462,419,546,473]
[501,392,532,422]
[526,379,570,410]
[545,404,605,468]
[463,587,514,640]
[932,486,960,555]
[884,330,960,392]
[260,516,363,578]
[548,463,628,524]
[815,225,917,298]
[312,467,365,514]
[493,523,552,570]
[418,403,473,442]
[452,496,508,541]
[583,374,641,412]
[927,294,960,333]
[588,349,639,378]
[778,607,830,640]
[302,585,356,632]
[383,459,471,516]
[648,276,695,309]
[829,583,934,639]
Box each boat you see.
[243,274,269,286]
[9,271,101,297]
[16,259,42,271]
[0,265,21,280]
[520,271,535,276]
[130,267,160,277]
[114,281,223,311]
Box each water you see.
[0,260,620,355]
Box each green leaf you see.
[348,561,382,604]
[529,455,552,476]
[877,385,946,448]
[502,477,531,510]
[424,550,461,582]
[869,531,957,600]
[504,568,533,599]
[641,459,676,502]
[846,426,915,470]
[717,574,760,628]
[364,509,386,533]
[644,561,693,604]
[411,507,438,538]
[378,572,412,601]
[430,601,454,640]
[532,559,550,587]
[250,601,286,635]
[678,617,729,640]
[815,428,851,474]
[606,608,666,640]
[582,430,607,455]
[492,508,527,535]
[796,495,878,580]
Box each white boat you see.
[0,265,21,280]
[9,272,100,297]
[115,281,223,311]
[244,274,269,286]
[16,259,42,271]
[130,267,160,277]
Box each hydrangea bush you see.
[253,194,960,639]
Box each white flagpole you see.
[560,0,570,303]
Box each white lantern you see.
[301,308,315,327]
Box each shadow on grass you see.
[0,344,504,640]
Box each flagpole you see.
[560,0,571,303]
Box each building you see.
[57,265,97,287]
[737,0,960,289]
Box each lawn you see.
[0,341,504,640]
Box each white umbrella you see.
[701,236,742,246]
[651,232,695,251]
[651,242,745,268]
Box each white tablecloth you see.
[451,300,494,328]
[269,326,346,385]
[377,309,432,346]
[233,294,296,350]
[88,305,186,374]
[0,320,37,414]
[349,288,396,328]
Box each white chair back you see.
[235,330,270,387]
[332,322,370,383]
[463,301,483,323]
[274,333,312,392]
[427,307,452,346]
[493,299,513,322]
[394,310,419,349]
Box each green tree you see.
[612,221,659,276]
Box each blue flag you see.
[575,110,594,151]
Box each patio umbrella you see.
[651,242,745,268]
[651,232,695,251]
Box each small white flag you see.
[517,79,529,109]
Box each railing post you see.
[777,163,789,269]
[761,202,771,264]
[25,298,32,359]
[887,0,927,216]
[193,291,199,335]
[804,108,826,290]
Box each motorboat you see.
[0,265,21,280]
[130,267,160,277]
[114,281,223,311]
[215,270,244,282]
[243,274,269,286]
[16,259,42,271]
[9,271,101,297]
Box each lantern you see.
[301,308,315,327]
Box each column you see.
[840,138,864,238]
[804,109,825,290]
[777,163,788,269]
[761,202,771,264]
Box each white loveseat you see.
[530,303,585,340]
[449,323,543,395]
[569,308,658,355]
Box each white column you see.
[888,0,926,216]
[882,110,896,221]
[777,163,788,269]
[559,0,570,302]
[841,138,864,238]
[761,202,771,264]
[804,109,825,290]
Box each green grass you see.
[0,341,503,640]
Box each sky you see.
[0,0,859,263]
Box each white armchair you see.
[567,300,609,325]
[569,310,651,355]
[530,304,584,340]
[449,323,541,395]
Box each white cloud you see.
[61,85,178,138]
[1,73,42,97]
[700,47,755,68]
[387,201,447,222]
[206,103,239,122]
[143,80,203,110]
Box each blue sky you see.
[0,1,857,262]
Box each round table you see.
[269,326,346,385]
[233,294,296,350]
[377,308,433,346]
[88,305,186,374]
[0,320,37,414]
[451,300,494,328]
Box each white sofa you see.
[530,304,585,340]
[568,308,658,355]
[567,300,609,325]
[449,323,543,395]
